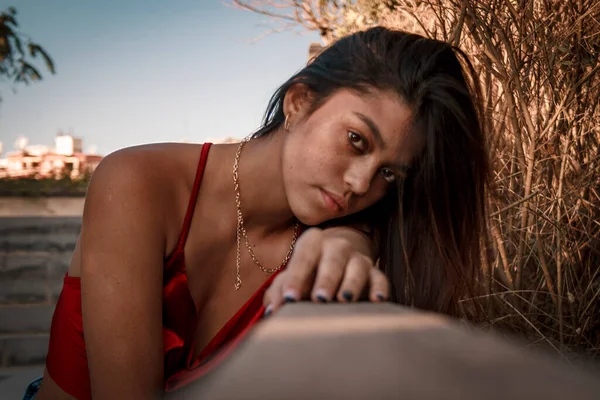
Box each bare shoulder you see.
[85,142,207,250]
[93,142,203,198]
[97,142,202,184]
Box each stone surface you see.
[166,303,600,400]
[0,252,72,279]
[0,217,76,308]
[1,234,77,253]
[0,305,56,334]
[0,215,82,231]
[0,333,49,367]
[0,197,85,217]
[0,216,78,369]
[0,279,63,305]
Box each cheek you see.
[297,142,342,176]
[284,122,354,187]
[280,152,301,188]
[281,140,319,192]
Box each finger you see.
[368,267,390,302]
[310,238,351,302]
[336,254,372,303]
[263,272,286,316]
[273,228,324,308]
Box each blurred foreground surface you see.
[166,303,600,400]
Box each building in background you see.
[0,132,102,179]
[55,133,83,156]
[308,42,323,61]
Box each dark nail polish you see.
[376,293,386,301]
[263,308,272,318]
[316,294,328,303]
[283,295,297,303]
[342,291,353,302]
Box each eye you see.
[348,131,366,152]
[380,168,396,183]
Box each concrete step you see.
[0,216,81,233]
[0,305,56,334]
[0,197,84,217]
[0,217,80,253]
[0,333,49,368]
[0,279,64,305]
[0,251,71,279]
[0,233,77,253]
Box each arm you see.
[319,224,378,261]
[317,204,383,262]
[80,150,166,399]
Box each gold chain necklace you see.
[232,139,300,291]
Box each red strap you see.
[175,143,212,252]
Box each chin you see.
[289,200,327,227]
[292,211,326,228]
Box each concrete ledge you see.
[166,303,600,400]
[0,216,81,229]
[0,252,72,278]
[0,305,56,334]
[0,235,77,253]
[0,333,49,367]
[0,198,85,217]
[0,279,63,305]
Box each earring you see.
[284,114,291,131]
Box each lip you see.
[320,189,347,212]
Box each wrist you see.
[321,226,377,261]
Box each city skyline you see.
[0,1,320,156]
[1,130,96,155]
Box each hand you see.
[263,227,390,316]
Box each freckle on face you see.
[282,88,417,223]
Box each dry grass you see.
[425,0,600,364]
[232,0,600,362]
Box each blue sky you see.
[0,0,320,155]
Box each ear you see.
[282,83,313,121]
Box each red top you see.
[46,143,283,399]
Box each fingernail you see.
[263,304,273,318]
[376,293,386,302]
[342,290,353,302]
[283,291,297,303]
[314,289,329,303]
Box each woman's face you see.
[282,87,423,226]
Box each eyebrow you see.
[353,111,411,174]
[354,112,384,148]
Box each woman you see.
[31,27,489,399]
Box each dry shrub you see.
[232,0,600,361]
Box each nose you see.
[344,160,377,197]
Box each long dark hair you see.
[253,27,489,317]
